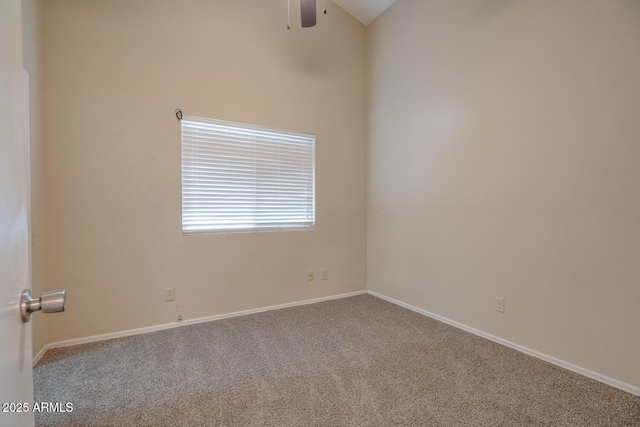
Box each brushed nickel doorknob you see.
[20,289,66,323]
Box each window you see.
[181,116,315,234]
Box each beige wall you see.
[37,0,640,392]
[42,0,367,343]
[22,0,46,358]
[367,0,640,388]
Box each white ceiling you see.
[331,0,396,26]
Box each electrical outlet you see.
[496,297,505,313]
[321,269,328,280]
[307,271,314,281]
[164,288,175,302]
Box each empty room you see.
[1,0,639,425]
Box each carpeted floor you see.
[34,294,640,426]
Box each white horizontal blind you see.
[181,116,315,233]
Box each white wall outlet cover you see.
[496,297,505,313]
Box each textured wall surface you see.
[367,0,640,388]
[43,0,367,342]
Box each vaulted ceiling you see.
[332,0,396,26]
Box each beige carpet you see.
[34,294,639,426]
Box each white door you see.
[0,0,36,426]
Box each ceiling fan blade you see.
[300,0,317,28]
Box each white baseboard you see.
[34,288,640,397]
[34,290,367,365]
[367,290,640,397]
[32,345,48,367]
